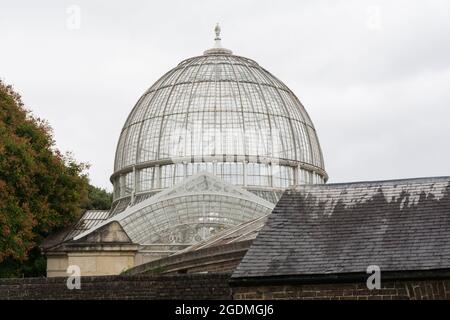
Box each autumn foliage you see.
[0,80,89,276]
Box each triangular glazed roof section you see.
[73,171,275,241]
[65,210,110,240]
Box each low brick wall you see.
[2,274,450,300]
[0,274,231,300]
[231,279,450,300]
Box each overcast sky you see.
[1,0,449,191]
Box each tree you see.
[82,185,113,211]
[0,80,89,277]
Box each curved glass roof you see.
[112,27,327,205]
[74,172,274,245]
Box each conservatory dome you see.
[111,25,327,212]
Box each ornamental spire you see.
[214,23,222,48]
[203,23,233,55]
[215,23,221,39]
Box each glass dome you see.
[111,29,327,210]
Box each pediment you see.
[163,171,258,200]
[75,221,132,243]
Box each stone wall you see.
[46,249,137,277]
[231,279,450,300]
[45,221,139,277]
[0,274,231,300]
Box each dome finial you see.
[203,23,233,55]
[214,23,222,48]
[214,23,221,41]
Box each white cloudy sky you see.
[1,0,449,191]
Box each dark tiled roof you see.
[232,176,450,279]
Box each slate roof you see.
[232,176,450,280]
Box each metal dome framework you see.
[111,29,327,212]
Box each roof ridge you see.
[292,176,450,189]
